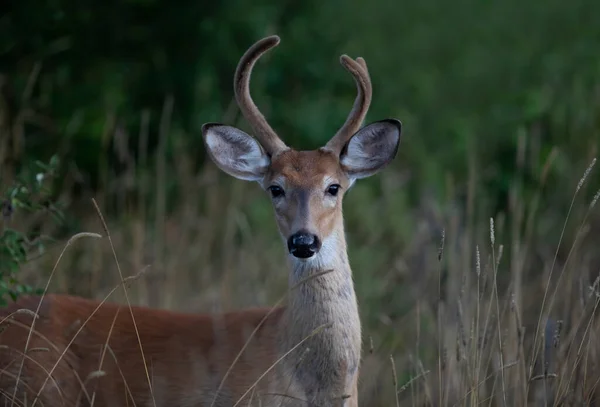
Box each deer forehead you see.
[267,149,347,189]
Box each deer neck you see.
[289,227,358,318]
[280,225,362,399]
[287,228,356,306]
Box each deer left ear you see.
[202,123,270,182]
[340,119,402,180]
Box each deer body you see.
[0,35,401,407]
[1,294,284,406]
[0,253,359,407]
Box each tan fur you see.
[0,35,401,407]
[266,149,348,239]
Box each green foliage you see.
[2,0,600,220]
[0,156,62,306]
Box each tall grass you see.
[2,99,600,405]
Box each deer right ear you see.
[202,123,270,181]
[339,119,402,181]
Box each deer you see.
[0,35,402,407]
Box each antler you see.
[234,35,288,155]
[324,55,372,155]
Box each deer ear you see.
[202,123,270,181]
[340,119,402,180]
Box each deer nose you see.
[287,231,321,259]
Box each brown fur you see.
[0,294,284,406]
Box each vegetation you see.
[2,0,600,404]
[0,156,60,305]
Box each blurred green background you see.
[2,0,600,404]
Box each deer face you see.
[264,149,345,259]
[202,36,402,261]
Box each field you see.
[2,0,600,405]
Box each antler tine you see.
[324,55,372,155]
[356,57,368,72]
[234,35,287,156]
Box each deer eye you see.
[268,185,285,198]
[326,184,341,196]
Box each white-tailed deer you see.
[0,35,401,407]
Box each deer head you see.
[202,35,402,261]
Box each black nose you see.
[287,231,321,259]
